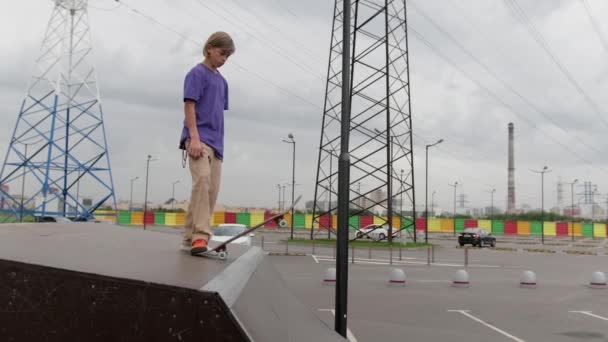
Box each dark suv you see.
[458,227,496,247]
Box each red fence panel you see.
[504,221,517,235]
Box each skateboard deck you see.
[198,195,302,260]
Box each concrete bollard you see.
[590,271,607,289]
[323,267,336,285]
[520,270,537,288]
[452,269,470,288]
[388,268,406,287]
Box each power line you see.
[504,0,608,129]
[222,0,324,64]
[412,3,603,162]
[115,0,324,112]
[191,0,325,81]
[581,0,608,53]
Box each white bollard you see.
[388,268,406,287]
[590,271,607,289]
[452,269,470,288]
[520,270,537,288]
[323,267,336,285]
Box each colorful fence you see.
[98,210,608,238]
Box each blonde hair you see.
[203,32,235,57]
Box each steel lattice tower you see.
[0,0,116,222]
[312,0,416,239]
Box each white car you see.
[368,225,405,242]
[355,224,382,239]
[210,223,254,246]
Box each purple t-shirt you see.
[180,63,229,160]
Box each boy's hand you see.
[188,139,204,159]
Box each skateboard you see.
[198,195,302,260]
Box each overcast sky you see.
[2,0,608,212]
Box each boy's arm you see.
[185,100,203,159]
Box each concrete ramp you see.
[233,257,346,341]
[0,222,345,342]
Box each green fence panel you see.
[349,216,360,230]
[154,212,165,225]
[455,218,465,233]
[530,221,542,236]
[293,214,306,228]
[236,213,250,226]
[400,217,414,231]
[582,223,594,237]
[491,220,504,234]
[118,211,131,225]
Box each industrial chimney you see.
[507,123,515,214]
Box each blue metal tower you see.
[0,0,116,222]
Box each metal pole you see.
[144,155,150,230]
[277,184,281,211]
[540,172,545,245]
[329,155,332,240]
[130,177,138,211]
[425,146,429,244]
[531,166,550,244]
[571,181,575,241]
[335,0,352,335]
[490,189,495,233]
[19,144,27,222]
[291,136,296,239]
[385,4,393,245]
[449,182,458,236]
[400,169,404,231]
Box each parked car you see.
[458,227,496,247]
[210,224,254,246]
[33,215,74,223]
[355,224,382,239]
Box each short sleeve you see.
[224,80,229,110]
[183,70,201,102]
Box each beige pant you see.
[183,140,222,244]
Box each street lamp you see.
[171,180,181,210]
[489,188,496,233]
[129,176,139,211]
[276,184,281,210]
[448,182,459,236]
[399,169,405,234]
[282,133,296,239]
[569,179,578,241]
[425,138,443,243]
[531,166,551,244]
[143,155,159,230]
[431,190,436,218]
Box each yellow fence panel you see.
[594,223,607,238]
[544,222,556,236]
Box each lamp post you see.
[171,180,180,210]
[400,169,404,233]
[430,190,436,217]
[425,139,443,243]
[129,176,139,211]
[448,182,459,236]
[489,188,495,233]
[569,179,578,241]
[277,184,281,210]
[143,155,158,230]
[282,133,296,239]
[531,166,550,244]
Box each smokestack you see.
[507,123,515,214]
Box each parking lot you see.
[260,232,608,342]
